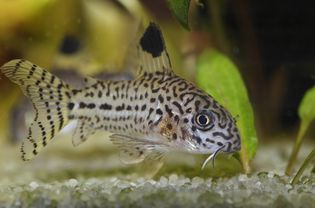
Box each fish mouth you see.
[201,145,226,170]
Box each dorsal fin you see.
[137,22,172,76]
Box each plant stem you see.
[291,148,315,185]
[285,121,309,175]
[241,156,251,174]
[208,0,231,55]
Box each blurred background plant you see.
[286,86,315,178]
[0,0,314,180]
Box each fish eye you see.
[194,110,214,130]
[196,114,210,126]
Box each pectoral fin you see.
[109,134,165,164]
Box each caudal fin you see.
[1,59,72,161]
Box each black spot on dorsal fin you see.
[140,22,165,58]
[136,22,173,75]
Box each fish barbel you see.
[1,23,241,167]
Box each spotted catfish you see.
[1,23,241,168]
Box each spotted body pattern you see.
[1,23,241,167]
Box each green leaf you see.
[166,0,191,30]
[286,86,315,175]
[298,86,315,124]
[196,49,258,173]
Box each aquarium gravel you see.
[0,139,314,208]
[0,173,314,208]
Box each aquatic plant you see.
[286,86,315,179]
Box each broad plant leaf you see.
[286,86,315,175]
[166,0,191,30]
[196,49,258,173]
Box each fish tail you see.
[1,59,72,161]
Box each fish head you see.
[175,95,241,155]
